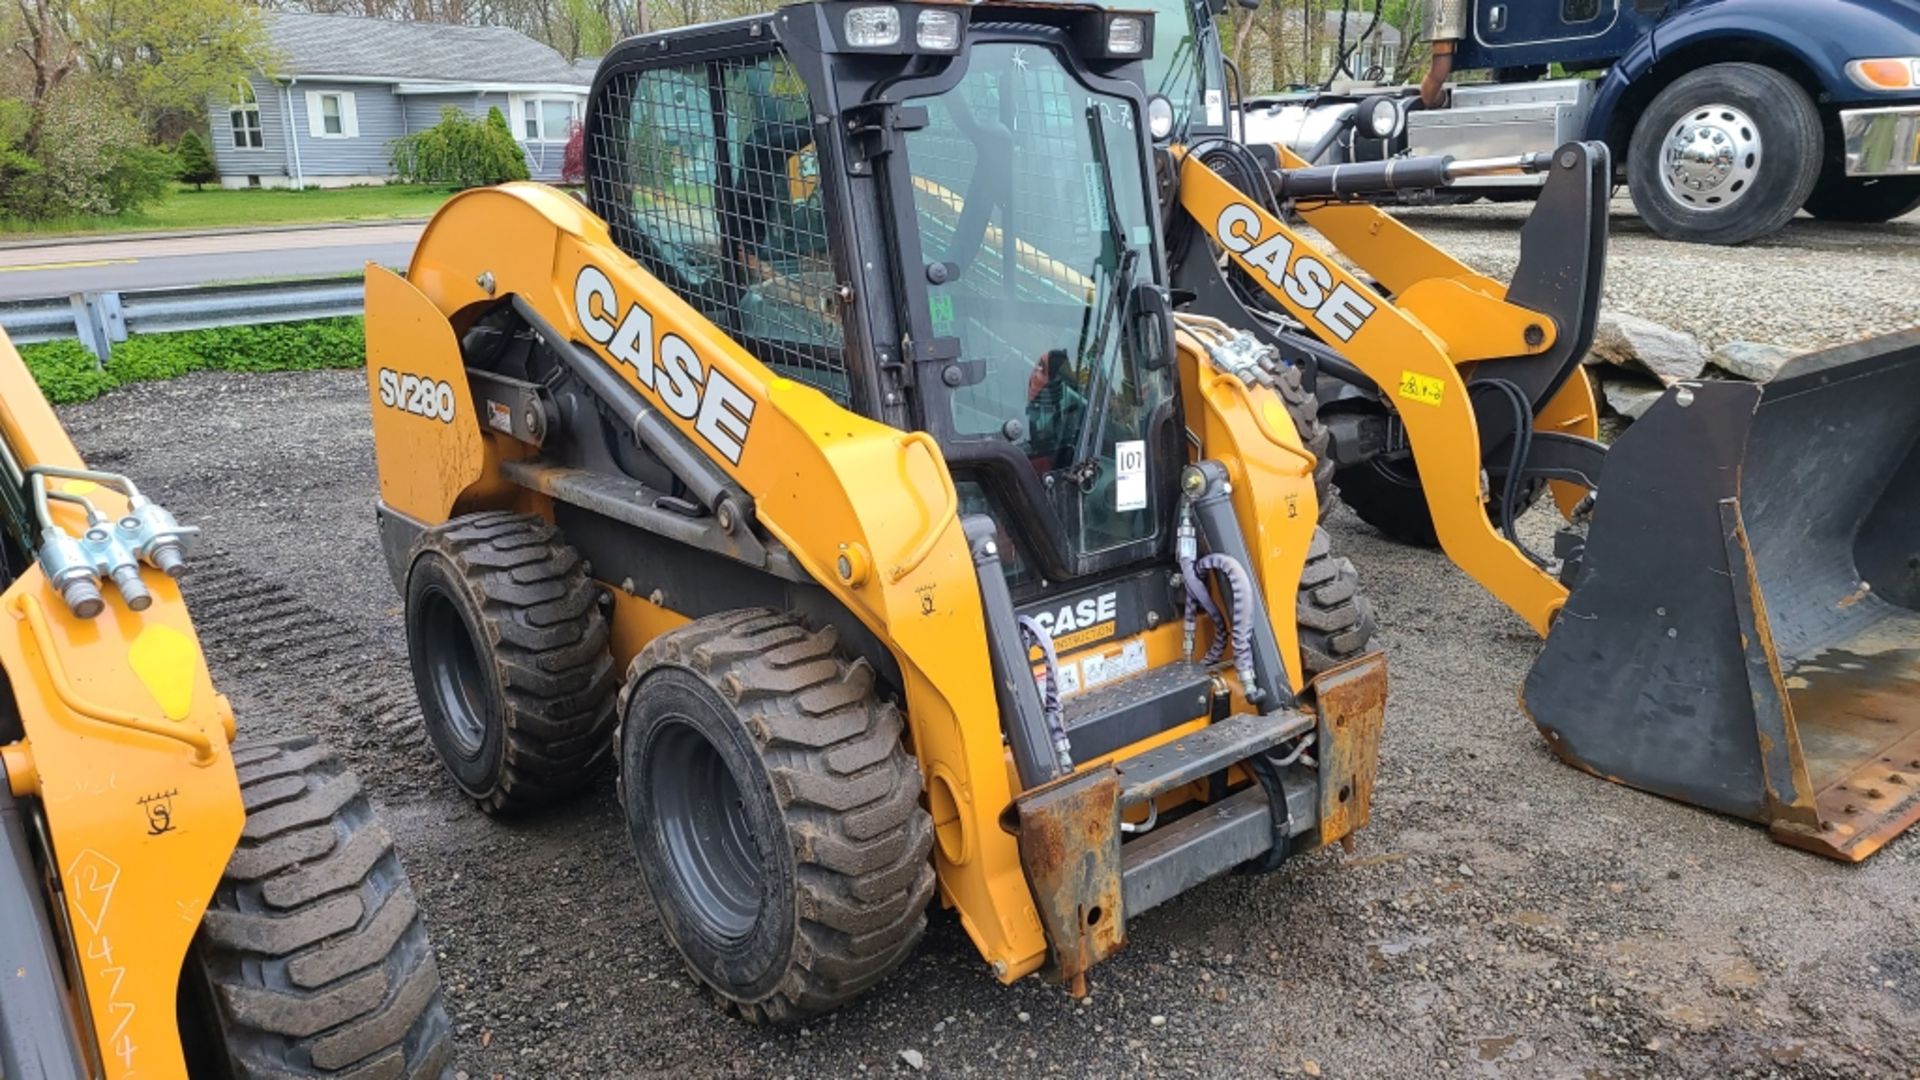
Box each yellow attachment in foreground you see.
[0,333,245,1080]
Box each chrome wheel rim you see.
[1661,103,1762,211]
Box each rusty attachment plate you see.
[1004,763,1124,997]
[1309,650,1389,848]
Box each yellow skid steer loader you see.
[366,0,1388,1018]
[0,327,451,1078]
[1127,0,1920,859]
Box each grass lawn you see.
[0,183,456,239]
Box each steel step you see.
[1113,708,1314,808]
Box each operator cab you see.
[585,1,1180,593]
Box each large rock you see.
[1599,375,1667,421]
[1710,340,1798,383]
[1584,312,1707,385]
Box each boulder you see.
[1710,340,1798,383]
[1600,375,1667,421]
[1584,311,1707,385]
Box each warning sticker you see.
[486,399,514,433]
[1115,439,1147,512]
[1081,639,1148,691]
[1205,89,1225,128]
[1396,370,1446,408]
[1037,659,1083,698]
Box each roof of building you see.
[260,11,591,86]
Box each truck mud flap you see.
[1524,331,1920,861]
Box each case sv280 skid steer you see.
[367,0,1388,1017]
[0,326,451,1079]
[1135,0,1920,862]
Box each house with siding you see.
[211,12,594,188]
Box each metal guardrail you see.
[0,276,365,363]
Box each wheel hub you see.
[647,718,763,942]
[1662,104,1762,210]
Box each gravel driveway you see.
[1384,199,1920,351]
[57,362,1920,1080]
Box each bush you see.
[0,84,176,219]
[20,318,366,404]
[177,130,218,189]
[389,105,530,188]
[22,340,118,404]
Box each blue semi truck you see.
[1155,0,1920,244]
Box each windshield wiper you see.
[1066,105,1140,487]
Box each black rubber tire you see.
[617,609,935,1023]
[1296,525,1377,676]
[1801,173,1920,223]
[184,737,452,1078]
[1626,63,1822,245]
[1330,420,1545,551]
[404,511,618,814]
[1268,361,1336,517]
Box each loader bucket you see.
[1524,331,1920,861]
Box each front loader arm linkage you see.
[1170,141,1613,634]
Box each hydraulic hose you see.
[1016,614,1074,776]
[1194,552,1261,703]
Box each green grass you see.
[0,183,454,239]
[21,318,365,404]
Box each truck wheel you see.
[1297,525,1377,676]
[405,511,618,814]
[183,738,452,1078]
[1802,174,1920,223]
[1626,63,1822,245]
[617,610,935,1022]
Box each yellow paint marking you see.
[0,258,136,273]
[1396,370,1446,407]
[128,624,197,721]
[61,479,99,495]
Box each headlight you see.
[1356,94,1404,140]
[1846,57,1920,91]
[844,6,901,48]
[1147,95,1175,141]
[915,8,961,51]
[1107,15,1146,56]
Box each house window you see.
[305,90,358,139]
[519,96,580,142]
[229,81,263,149]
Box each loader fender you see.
[394,183,1053,980]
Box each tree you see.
[389,105,531,188]
[176,129,217,189]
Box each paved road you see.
[0,223,422,300]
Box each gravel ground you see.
[1382,198,1920,351]
[58,366,1920,1080]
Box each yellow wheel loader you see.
[0,328,452,1078]
[1130,0,1920,861]
[366,0,1387,1018]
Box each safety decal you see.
[1396,370,1446,408]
